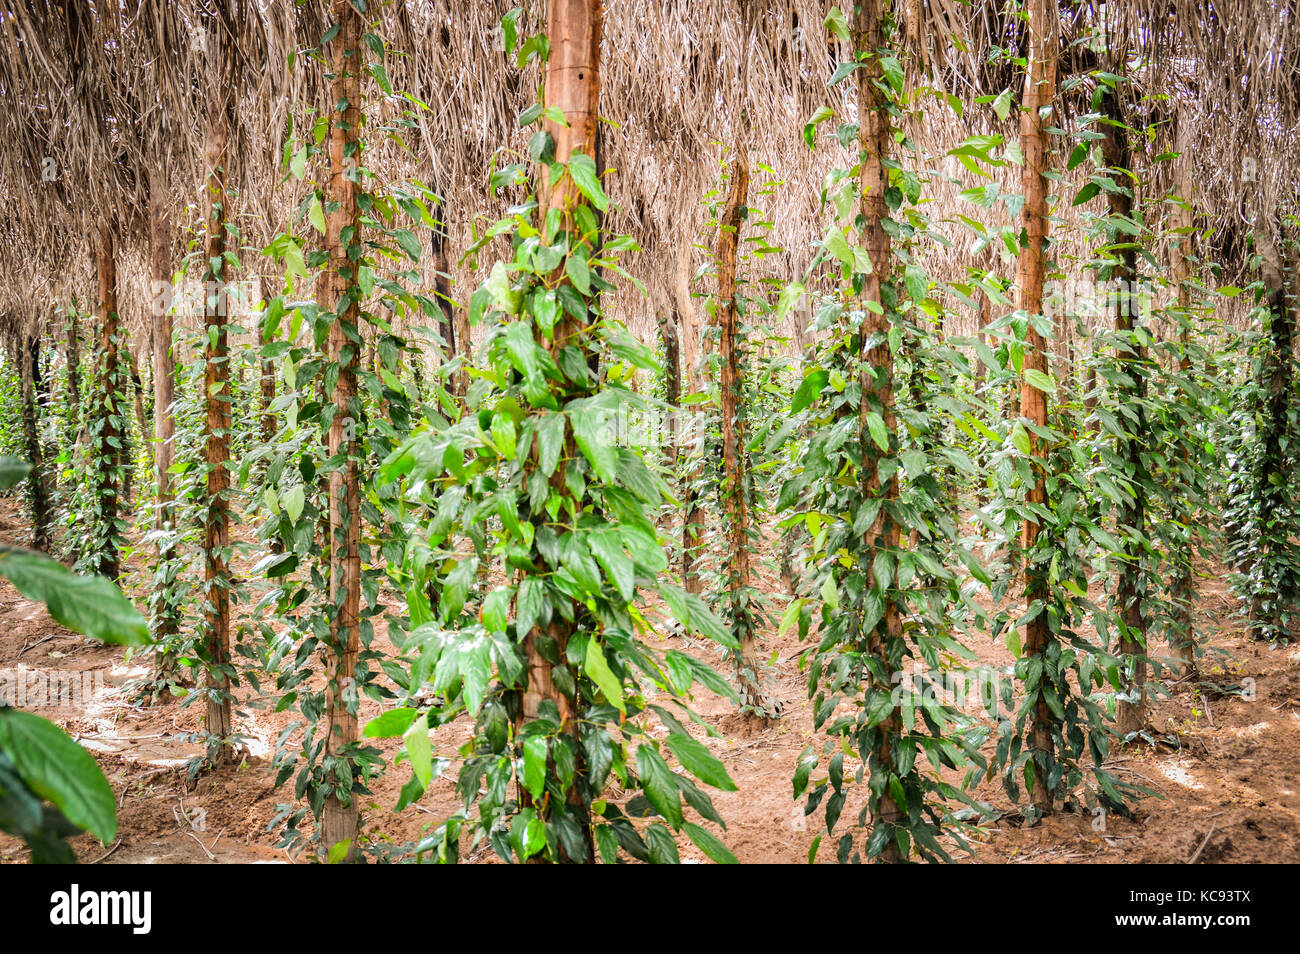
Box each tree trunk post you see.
[512,0,606,863]
[319,0,365,861]
[715,140,768,714]
[1016,0,1058,816]
[201,81,235,765]
[675,238,708,595]
[1168,166,1197,673]
[1100,80,1148,739]
[851,0,905,861]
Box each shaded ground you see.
[1,495,1297,864]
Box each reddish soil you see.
[1,495,1297,864]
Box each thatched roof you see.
[0,0,1295,348]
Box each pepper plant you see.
[784,2,992,863]
[371,13,743,863]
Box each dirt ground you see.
[1,494,1297,864]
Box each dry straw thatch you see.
[0,1,1295,348]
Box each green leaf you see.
[0,759,42,839]
[803,105,835,149]
[1009,421,1033,457]
[904,263,928,303]
[564,254,591,295]
[682,821,738,864]
[792,369,828,413]
[440,560,473,621]
[482,586,511,633]
[865,412,890,451]
[503,322,540,379]
[490,412,517,460]
[362,707,419,738]
[570,405,616,482]
[775,282,805,321]
[828,60,862,87]
[0,547,147,646]
[1072,182,1101,206]
[636,744,683,829]
[880,56,904,93]
[282,485,305,522]
[778,597,804,638]
[1024,368,1055,394]
[587,531,634,601]
[584,638,625,713]
[522,735,548,801]
[534,291,561,339]
[391,228,422,261]
[0,709,117,842]
[993,88,1013,121]
[501,7,522,54]
[793,745,817,799]
[667,733,737,791]
[308,194,326,233]
[486,262,520,316]
[459,637,492,713]
[823,6,850,42]
[402,713,432,787]
[537,413,566,477]
[823,225,854,266]
[568,153,609,212]
[645,823,680,864]
[661,584,739,649]
[515,811,546,860]
[327,839,352,864]
[820,573,839,610]
[515,576,543,637]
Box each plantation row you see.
[0,0,1296,864]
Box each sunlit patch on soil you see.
[1159,760,1206,790]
